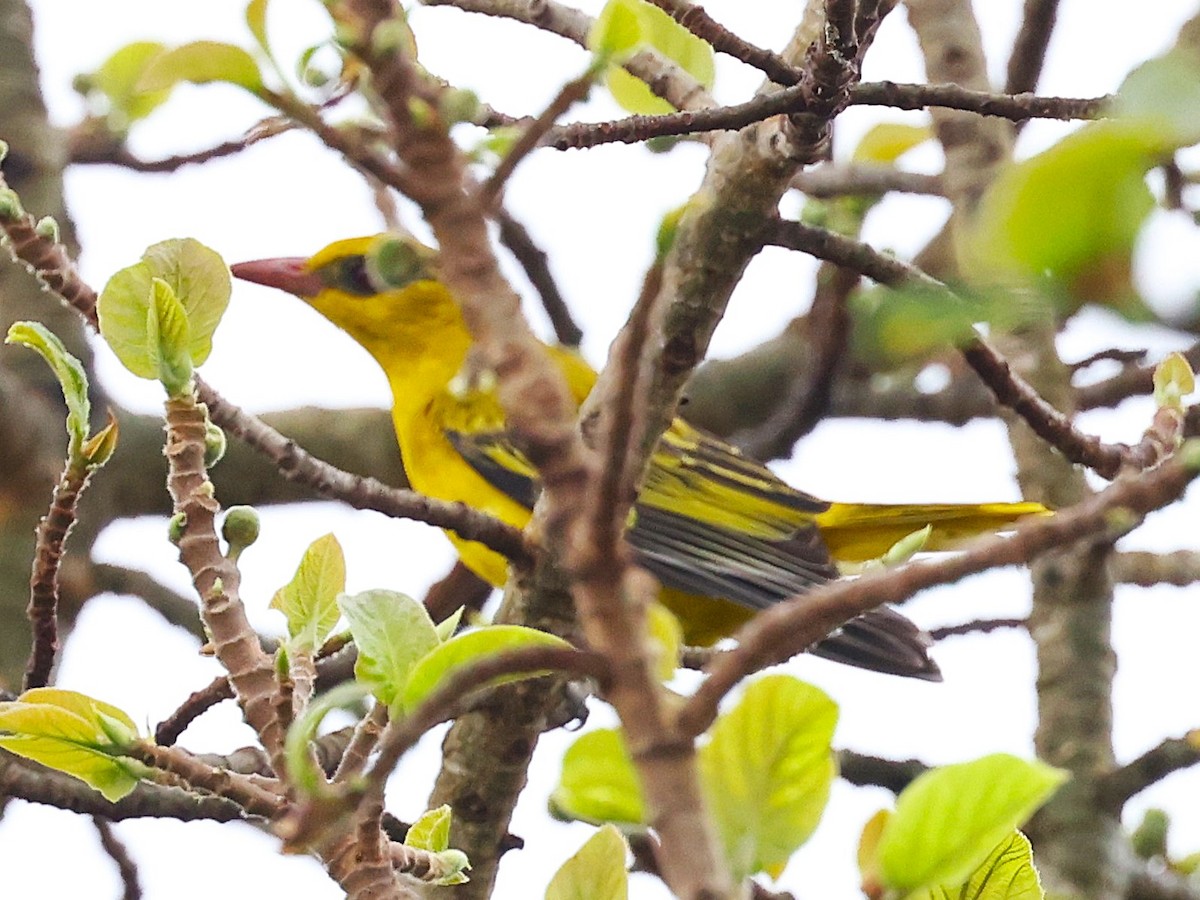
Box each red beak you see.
[230,256,325,298]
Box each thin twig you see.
[495,207,582,346]
[837,749,928,793]
[1099,736,1200,810]
[1005,0,1061,97]
[1111,550,1200,587]
[92,818,142,900]
[928,617,1027,641]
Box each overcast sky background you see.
[2,1,1199,897]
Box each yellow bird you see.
[234,234,1045,681]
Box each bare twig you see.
[92,818,142,900]
[837,749,928,793]
[928,617,1027,641]
[1100,736,1200,810]
[495,207,582,346]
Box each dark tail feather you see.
[809,606,942,681]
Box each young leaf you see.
[545,825,629,900]
[138,41,264,94]
[97,239,231,388]
[698,675,838,880]
[551,729,645,826]
[0,688,141,802]
[245,0,272,58]
[141,238,232,367]
[595,0,714,115]
[87,41,171,127]
[5,321,91,460]
[1115,51,1200,148]
[406,805,453,852]
[851,122,932,164]
[399,625,572,712]
[270,533,345,650]
[340,589,440,706]
[918,832,1044,900]
[1153,351,1195,411]
[878,754,1067,894]
[147,277,194,396]
[434,606,465,642]
[283,681,372,794]
[588,0,644,62]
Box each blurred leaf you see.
[852,122,932,164]
[400,625,571,713]
[245,0,272,57]
[88,41,171,126]
[919,832,1044,900]
[5,321,91,460]
[852,285,990,366]
[967,121,1158,314]
[589,0,644,62]
[0,688,140,802]
[552,728,644,826]
[340,589,439,707]
[1153,351,1195,411]
[878,754,1067,894]
[596,0,713,114]
[270,533,345,650]
[646,601,682,680]
[1115,52,1200,148]
[406,805,453,852]
[139,41,264,93]
[699,675,837,880]
[545,825,629,900]
[857,808,891,889]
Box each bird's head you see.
[232,234,470,367]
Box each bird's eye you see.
[324,255,376,296]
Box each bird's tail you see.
[815,501,1048,563]
[811,605,943,681]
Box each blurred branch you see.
[1005,0,1061,96]
[1100,736,1200,810]
[495,208,582,347]
[837,749,928,793]
[1111,550,1200,587]
[92,818,142,900]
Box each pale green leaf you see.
[1153,351,1195,411]
[646,601,682,681]
[919,832,1044,900]
[148,277,194,396]
[141,238,232,367]
[589,0,644,62]
[245,0,272,57]
[340,589,440,706]
[90,41,171,125]
[98,261,158,379]
[852,122,932,164]
[5,322,91,459]
[406,805,453,852]
[434,607,465,642]
[0,688,141,802]
[545,825,629,900]
[699,675,837,881]
[400,625,571,713]
[284,681,372,794]
[551,729,644,826]
[879,754,1067,894]
[270,533,345,650]
[138,41,264,93]
[1115,52,1200,148]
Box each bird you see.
[233,233,1046,681]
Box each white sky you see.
[3,1,1199,897]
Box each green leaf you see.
[141,238,232,367]
[406,805,453,852]
[1115,51,1200,148]
[340,589,440,707]
[589,0,644,62]
[400,625,571,713]
[852,285,994,366]
[551,729,644,826]
[851,122,932,164]
[270,533,345,651]
[966,121,1158,314]
[919,832,1044,900]
[0,688,141,802]
[5,322,91,460]
[245,0,272,57]
[80,414,120,467]
[138,41,264,94]
[545,825,629,900]
[284,681,372,794]
[878,754,1067,894]
[595,0,714,114]
[434,606,465,642]
[646,601,682,680]
[89,41,171,126]
[97,239,232,388]
[698,675,838,881]
[148,277,194,396]
[1153,351,1195,411]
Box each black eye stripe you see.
[321,255,376,296]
